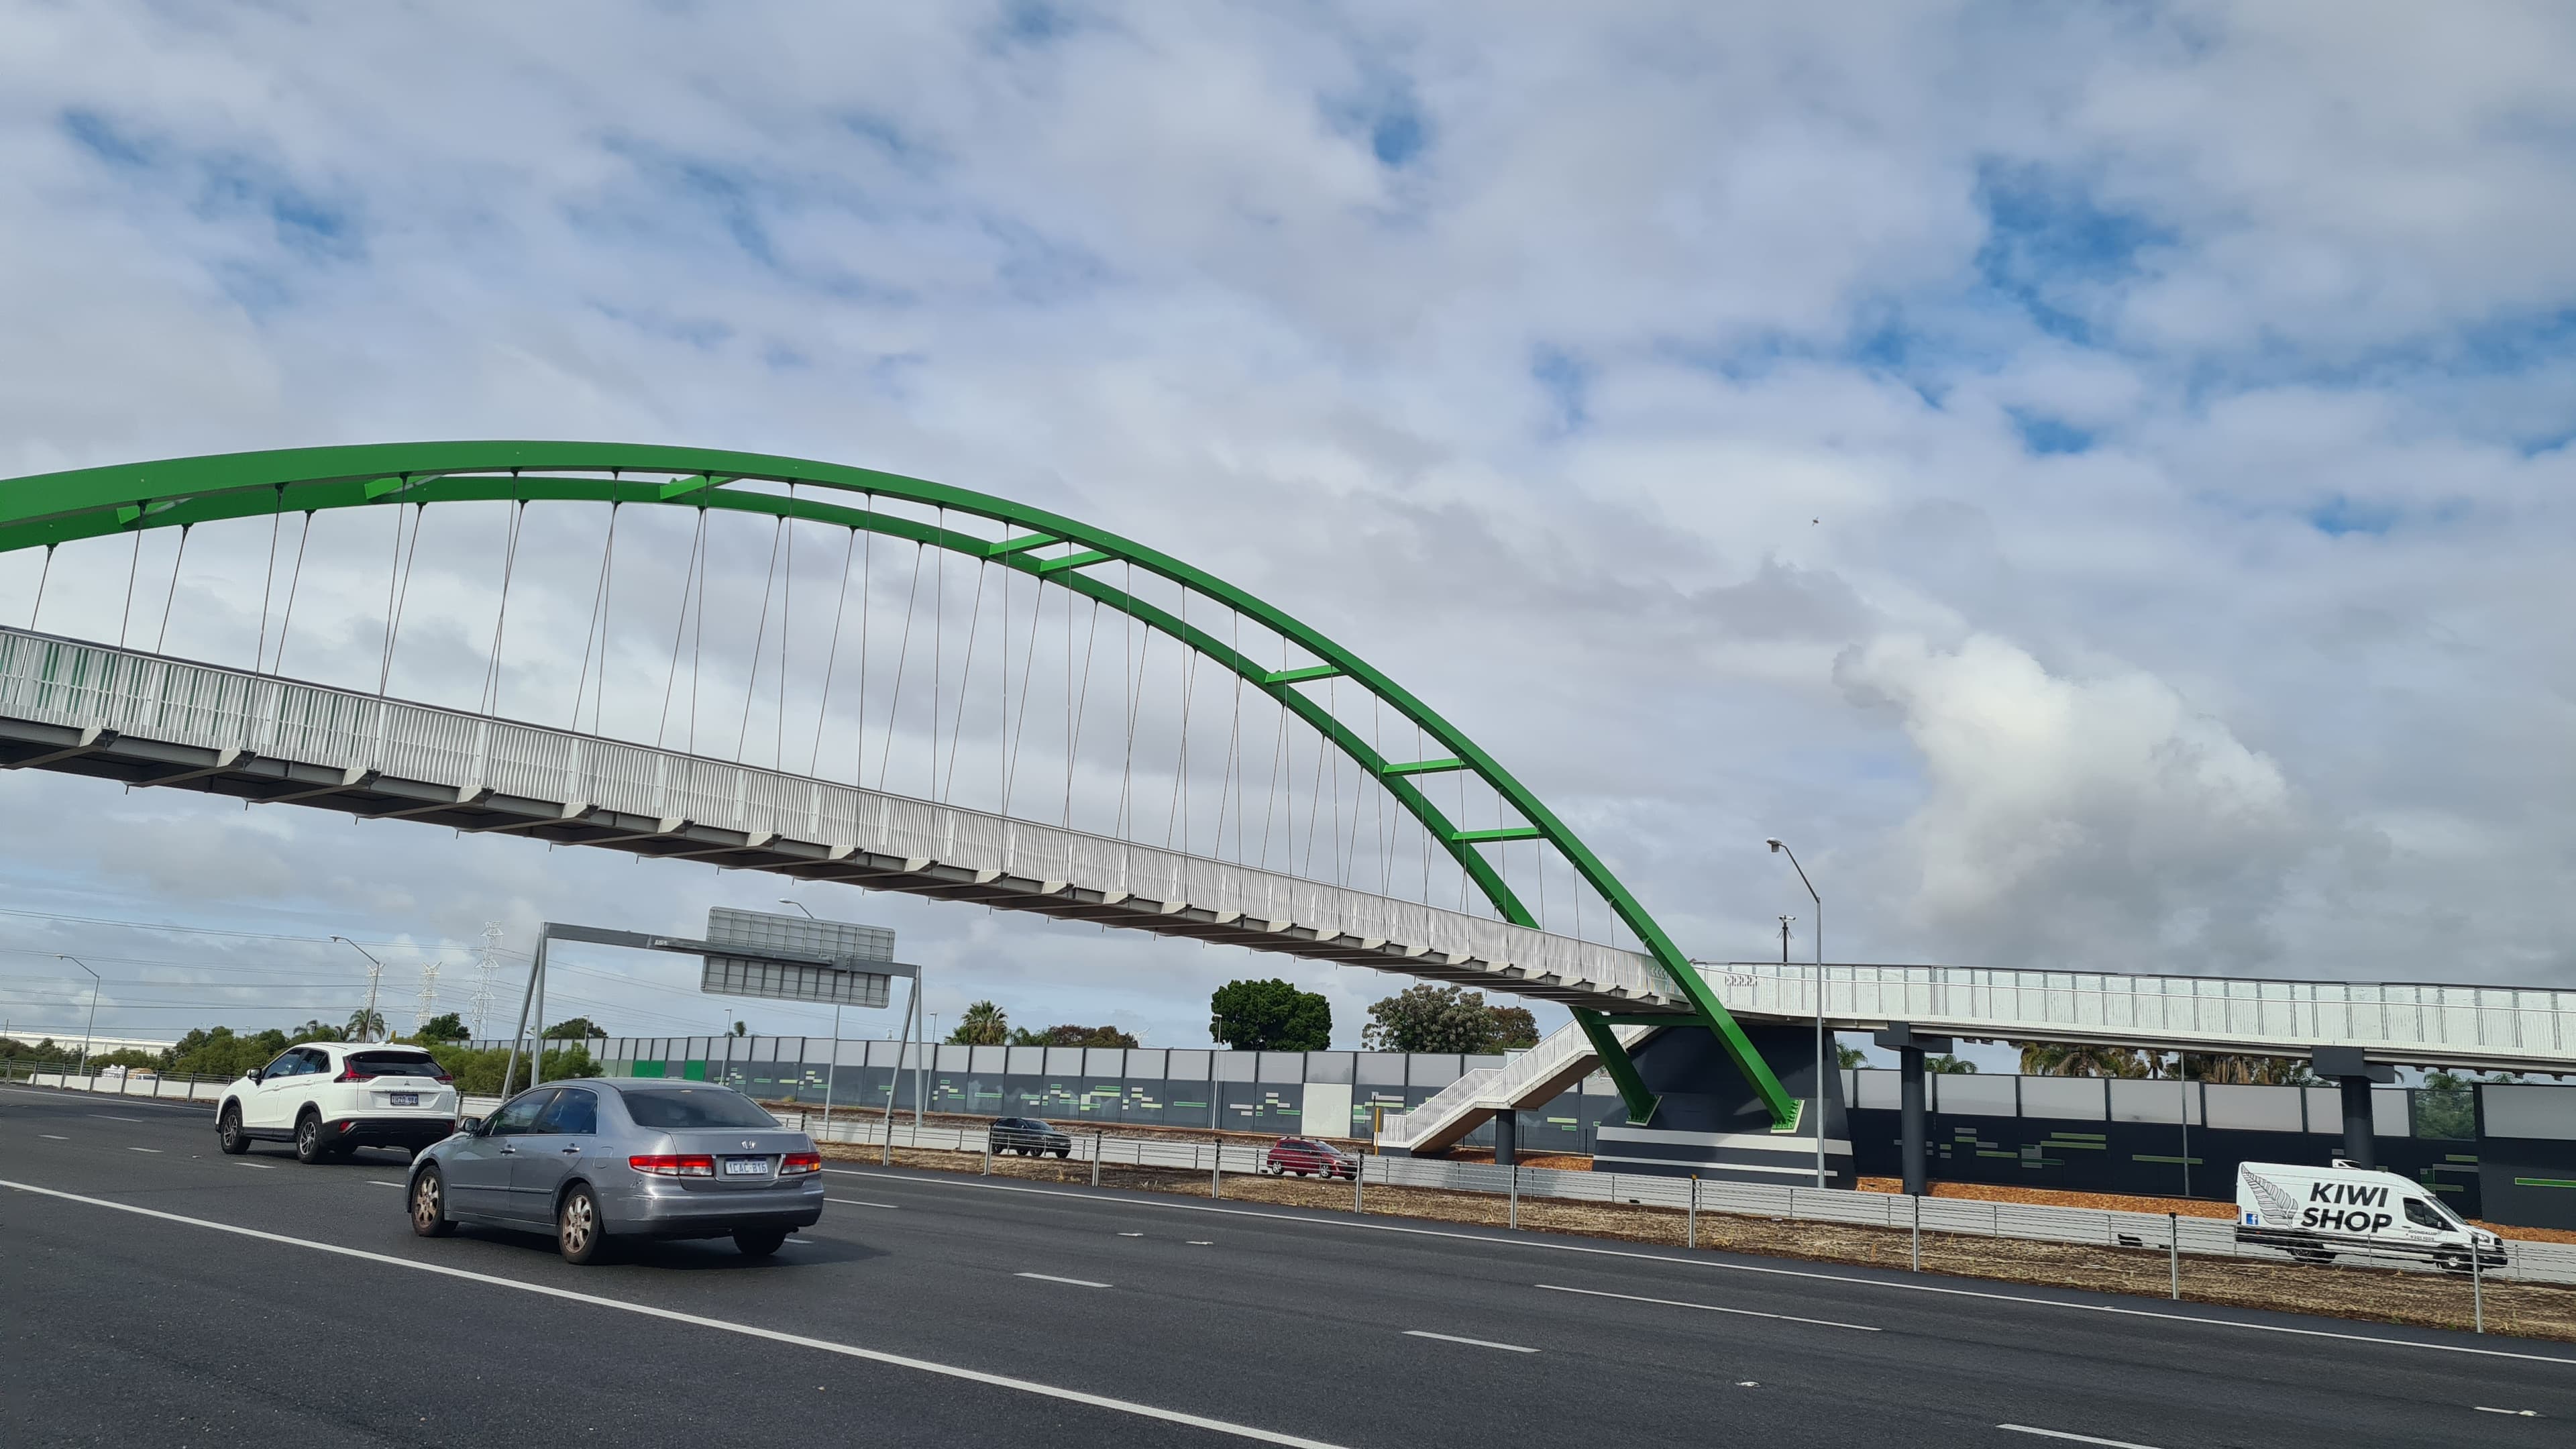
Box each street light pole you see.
[58,956,99,1077]
[331,936,386,1042]
[1766,839,1826,1189]
[777,900,841,1132]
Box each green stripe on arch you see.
[0,441,1798,1126]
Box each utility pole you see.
[333,937,386,1042]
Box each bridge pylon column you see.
[1874,1023,1951,1197]
[2313,1046,2394,1170]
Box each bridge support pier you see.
[1492,1110,1517,1167]
[1874,1023,1952,1197]
[2314,1046,2394,1170]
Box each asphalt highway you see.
[3,1083,2567,1448]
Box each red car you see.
[1265,1137,1356,1179]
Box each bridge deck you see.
[0,629,1687,1014]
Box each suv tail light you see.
[629,1154,717,1177]
[336,1067,359,1081]
[780,1151,822,1176]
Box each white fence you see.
[17,1071,2571,1291]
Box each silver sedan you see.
[406,1078,825,1263]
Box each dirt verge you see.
[823,1138,2576,1343]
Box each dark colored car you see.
[1266,1137,1356,1179]
[988,1116,1071,1157]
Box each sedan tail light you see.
[780,1151,822,1176]
[628,1154,717,1177]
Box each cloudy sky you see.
[1,3,2570,1059]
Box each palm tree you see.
[344,1008,386,1044]
[2018,1041,2149,1078]
[950,1000,1009,1046]
[292,1018,345,1044]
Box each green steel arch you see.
[0,442,1793,1125]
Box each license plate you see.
[390,1093,419,1106]
[723,1157,768,1177]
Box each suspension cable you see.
[853,511,873,785]
[1001,557,1044,818]
[735,514,786,763]
[1117,562,1137,841]
[1216,610,1246,862]
[688,504,708,753]
[873,542,924,792]
[930,509,945,795]
[377,503,426,697]
[777,489,794,770]
[27,544,54,629]
[273,512,315,677]
[940,559,989,802]
[376,497,407,689]
[810,525,857,778]
[571,503,619,729]
[153,525,190,653]
[656,508,706,749]
[252,494,282,670]
[1166,588,1197,852]
[118,523,142,649]
[1256,660,1285,872]
[480,488,529,716]
[1062,596,1099,829]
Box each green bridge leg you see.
[1574,1008,1660,1128]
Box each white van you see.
[2235,1159,2504,1271]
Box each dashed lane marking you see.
[1537,1283,1878,1332]
[1998,1426,2163,1448]
[127,1147,162,1154]
[1403,1330,1537,1354]
[1015,1272,1111,1289]
[0,1176,1350,1449]
[826,1168,2576,1367]
[826,1197,899,1210]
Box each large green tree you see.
[1360,984,1534,1054]
[542,1016,609,1040]
[1208,979,1332,1051]
[413,1012,470,1044]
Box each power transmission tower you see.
[413,955,440,1035]
[470,924,502,1042]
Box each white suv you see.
[216,1042,460,1163]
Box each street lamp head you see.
[1766,839,1783,852]
[776,898,818,918]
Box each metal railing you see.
[0,627,1676,1007]
[12,1071,2571,1326]
[1378,1019,1657,1150]
[1709,961,2576,1067]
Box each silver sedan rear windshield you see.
[621,1088,779,1130]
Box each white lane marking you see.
[0,1177,1350,1449]
[236,1163,275,1170]
[366,1180,404,1187]
[127,1146,162,1154]
[1998,1427,2163,1449]
[1015,1272,1111,1289]
[829,1169,2576,1367]
[1403,1330,1538,1354]
[1537,1283,1878,1332]
[787,1238,813,1245]
[1187,1240,1213,1246]
[825,1197,899,1210]
[91,1114,145,1122]
[1116,1232,1144,1238]
[2473,1406,2542,1417]
[40,1134,68,1140]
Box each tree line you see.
[935,979,1544,1055]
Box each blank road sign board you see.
[700,906,898,1008]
